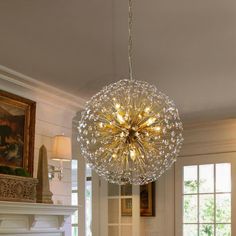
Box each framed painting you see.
[121,182,155,217]
[0,90,36,176]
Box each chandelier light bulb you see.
[77,0,183,185]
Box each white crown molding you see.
[183,118,236,130]
[0,65,86,112]
[181,119,236,156]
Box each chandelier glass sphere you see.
[77,79,183,185]
[77,0,183,185]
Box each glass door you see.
[100,181,140,236]
[108,184,133,236]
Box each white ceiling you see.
[0,0,236,123]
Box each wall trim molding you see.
[2,65,236,157]
[181,119,236,156]
[0,65,86,111]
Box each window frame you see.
[71,159,79,236]
[175,152,236,236]
[71,159,93,236]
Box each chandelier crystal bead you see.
[77,0,183,185]
[77,79,183,185]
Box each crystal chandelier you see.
[77,0,183,185]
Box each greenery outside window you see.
[183,163,231,236]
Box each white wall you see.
[0,66,84,236]
[34,101,74,204]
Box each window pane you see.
[216,163,231,193]
[184,166,198,194]
[199,165,214,193]
[199,224,214,236]
[108,183,119,196]
[72,210,78,224]
[72,192,78,205]
[86,164,92,177]
[121,216,132,224]
[121,198,132,217]
[184,195,198,223]
[86,180,92,236]
[121,184,132,196]
[199,194,214,223]
[108,226,119,236]
[216,194,231,223]
[121,226,132,236]
[108,199,119,223]
[216,224,231,236]
[72,226,78,236]
[183,224,198,236]
[71,160,78,191]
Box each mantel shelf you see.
[0,201,77,236]
[0,201,77,216]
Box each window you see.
[183,163,231,236]
[71,160,92,236]
[86,165,92,236]
[72,160,79,236]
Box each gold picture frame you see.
[121,182,156,217]
[0,90,36,176]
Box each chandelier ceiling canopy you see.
[77,0,183,185]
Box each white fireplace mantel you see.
[0,201,77,236]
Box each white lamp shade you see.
[52,135,72,161]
